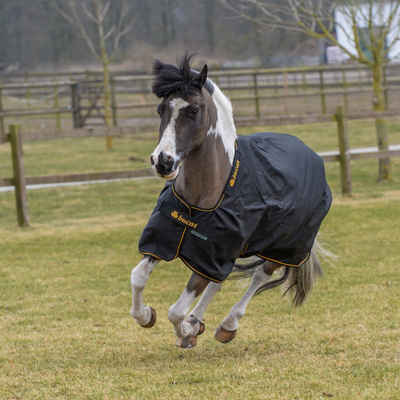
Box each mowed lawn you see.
[1,120,400,399]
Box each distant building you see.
[0,62,20,73]
[326,45,350,64]
[335,2,400,62]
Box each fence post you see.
[111,78,118,127]
[25,73,32,110]
[342,70,349,113]
[273,73,279,95]
[71,83,82,128]
[253,73,260,119]
[302,71,309,110]
[334,106,352,196]
[283,71,289,114]
[0,86,5,143]
[319,70,327,114]
[54,84,62,132]
[9,125,30,227]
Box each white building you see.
[334,2,400,62]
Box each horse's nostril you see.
[156,152,175,175]
[150,155,155,166]
[159,152,174,166]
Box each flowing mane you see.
[207,82,237,164]
[152,54,214,98]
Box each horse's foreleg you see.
[168,272,209,348]
[190,281,222,324]
[130,256,159,327]
[215,262,280,343]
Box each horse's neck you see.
[175,134,232,209]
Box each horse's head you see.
[150,55,216,180]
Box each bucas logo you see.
[171,210,179,219]
[170,210,198,229]
[229,160,240,187]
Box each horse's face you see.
[151,66,215,180]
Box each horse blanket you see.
[139,132,332,282]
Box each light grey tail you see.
[282,241,325,307]
[230,239,334,306]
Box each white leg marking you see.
[190,282,221,322]
[130,257,159,326]
[168,288,197,338]
[152,98,189,161]
[172,282,222,338]
[220,267,273,332]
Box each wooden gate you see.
[71,81,106,128]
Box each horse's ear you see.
[197,64,208,88]
[153,59,164,76]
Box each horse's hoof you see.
[139,307,156,328]
[176,335,197,349]
[175,321,205,349]
[214,326,237,343]
[197,321,205,336]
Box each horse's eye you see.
[157,104,164,116]
[186,105,200,118]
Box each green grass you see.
[0,136,155,179]
[1,178,400,399]
[1,117,400,176]
[1,121,400,399]
[2,117,400,199]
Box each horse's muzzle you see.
[153,151,179,179]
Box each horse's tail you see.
[281,239,334,307]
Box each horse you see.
[130,54,332,348]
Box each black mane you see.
[152,54,213,98]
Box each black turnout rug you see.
[139,132,332,282]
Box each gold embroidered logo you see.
[229,160,240,187]
[171,210,179,219]
[170,210,198,229]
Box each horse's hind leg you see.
[215,262,280,343]
[168,272,211,348]
[130,256,159,327]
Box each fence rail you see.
[1,63,400,141]
[2,110,400,224]
[2,62,399,81]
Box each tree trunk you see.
[205,0,215,53]
[141,1,151,41]
[97,3,113,150]
[101,53,113,151]
[161,2,169,47]
[372,62,391,181]
[169,1,176,43]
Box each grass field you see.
[1,120,400,399]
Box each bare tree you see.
[54,0,132,149]
[221,0,400,181]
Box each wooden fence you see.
[1,63,400,141]
[2,110,400,225]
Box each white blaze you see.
[152,98,189,161]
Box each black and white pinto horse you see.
[130,55,332,348]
